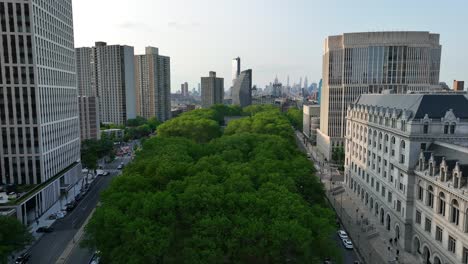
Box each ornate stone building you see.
[345,93,468,263]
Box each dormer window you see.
[423,122,429,134]
[444,123,449,134]
[450,123,456,134]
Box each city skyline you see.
[72,0,468,92]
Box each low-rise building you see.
[345,93,468,264]
[303,104,320,144]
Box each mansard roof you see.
[354,94,468,119]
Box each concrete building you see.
[454,80,465,91]
[201,72,224,108]
[0,0,82,224]
[345,93,468,264]
[181,82,189,97]
[78,96,100,141]
[303,104,320,144]
[318,31,442,161]
[134,47,171,121]
[76,42,136,125]
[232,57,241,86]
[232,69,252,107]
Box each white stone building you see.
[345,93,468,264]
[318,31,442,161]
[303,104,320,144]
[0,0,81,224]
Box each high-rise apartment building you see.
[181,82,189,97]
[453,80,465,91]
[134,47,171,121]
[78,96,100,141]
[76,42,136,125]
[0,0,82,224]
[318,31,442,160]
[201,71,224,108]
[232,69,252,107]
[232,57,241,86]
[345,93,468,264]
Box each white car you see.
[342,238,353,249]
[337,230,348,240]
[117,165,123,170]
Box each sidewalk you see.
[295,131,420,264]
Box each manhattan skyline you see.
[73,0,468,91]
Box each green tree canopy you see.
[0,216,33,263]
[83,105,341,264]
[285,108,303,130]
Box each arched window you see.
[417,181,424,201]
[438,192,446,216]
[450,123,456,134]
[426,185,434,208]
[401,140,406,149]
[444,123,449,134]
[451,199,460,225]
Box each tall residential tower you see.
[134,47,171,122]
[201,71,224,108]
[317,31,442,160]
[0,0,81,224]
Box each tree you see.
[0,216,33,263]
[126,116,147,127]
[83,105,341,264]
[332,147,345,171]
[285,108,303,130]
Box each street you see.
[27,156,131,264]
[295,131,359,264]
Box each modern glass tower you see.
[232,57,241,86]
[0,0,81,224]
[232,69,252,107]
[317,31,442,160]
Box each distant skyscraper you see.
[272,77,282,97]
[0,0,81,224]
[232,69,252,107]
[304,77,309,90]
[77,42,137,125]
[453,80,465,91]
[134,47,171,121]
[201,72,224,108]
[232,57,241,86]
[317,31,442,160]
[181,82,189,97]
[317,79,322,105]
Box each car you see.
[307,152,311,158]
[117,164,123,170]
[342,238,353,249]
[337,230,348,240]
[36,226,54,233]
[65,200,78,211]
[15,252,31,264]
[89,251,101,264]
[75,193,83,201]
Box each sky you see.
[72,0,468,92]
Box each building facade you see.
[345,93,468,264]
[303,104,320,144]
[134,47,171,121]
[181,82,189,97]
[454,80,465,92]
[78,96,100,141]
[232,57,240,86]
[318,31,442,160]
[76,42,136,125]
[201,71,224,108]
[231,69,252,107]
[0,0,82,224]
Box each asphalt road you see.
[27,157,127,264]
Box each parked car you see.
[15,252,31,264]
[117,164,123,170]
[89,250,101,264]
[337,230,348,240]
[75,193,83,201]
[36,226,54,233]
[66,200,78,211]
[342,238,353,249]
[102,171,109,176]
[307,152,311,158]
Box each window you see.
[450,123,456,134]
[423,122,429,134]
[427,186,434,208]
[463,247,468,264]
[436,226,443,242]
[439,192,446,216]
[448,236,456,254]
[397,200,401,212]
[382,186,386,197]
[451,200,460,226]
[417,188,424,202]
[416,210,422,224]
[388,192,392,203]
[425,217,432,232]
[376,182,380,192]
[444,123,449,134]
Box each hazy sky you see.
[73,0,468,92]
